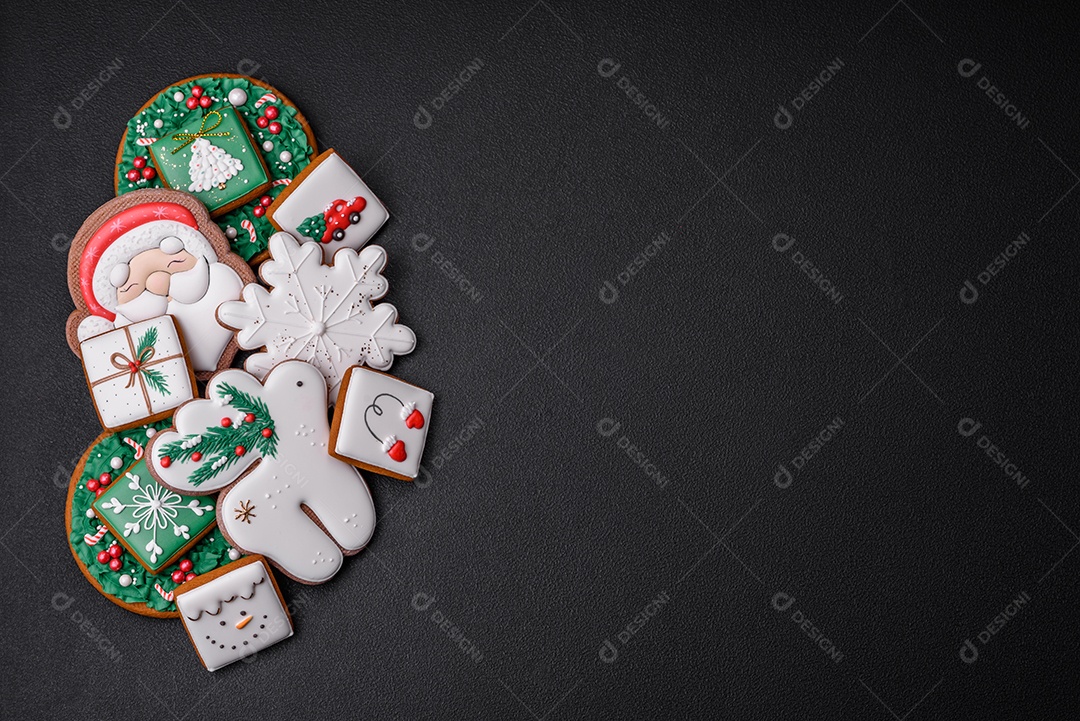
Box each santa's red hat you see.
[80,202,218,321]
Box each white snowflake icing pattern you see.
[100,472,213,564]
[217,232,415,396]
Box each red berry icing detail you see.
[259,196,271,207]
[268,121,282,135]
[185,96,198,110]
[263,106,279,120]
[235,445,246,456]
[97,551,111,564]
[221,417,232,427]
[256,116,269,128]
[262,428,273,438]
[172,569,186,583]
[108,558,123,571]
[160,456,171,468]
[245,412,256,422]
[191,451,202,462]
[191,85,203,98]
[86,478,99,492]
[179,559,193,573]
[126,169,140,181]
[185,572,196,581]
[142,167,156,180]
[199,95,212,109]
[108,544,123,559]
[253,206,265,218]
[98,472,112,487]
[95,488,107,497]
[133,156,147,169]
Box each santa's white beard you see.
[112,260,244,372]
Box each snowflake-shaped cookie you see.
[217,232,415,396]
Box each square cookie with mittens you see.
[330,367,434,481]
[175,554,293,671]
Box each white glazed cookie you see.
[147,361,376,583]
[267,149,389,262]
[175,555,293,671]
[217,232,415,398]
[330,367,434,481]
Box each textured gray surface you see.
[1,1,1078,718]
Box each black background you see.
[2,1,1078,718]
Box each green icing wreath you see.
[116,76,314,262]
[69,421,234,613]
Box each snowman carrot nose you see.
[235,615,253,629]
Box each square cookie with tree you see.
[175,554,293,671]
[330,367,434,480]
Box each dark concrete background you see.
[2,1,1078,718]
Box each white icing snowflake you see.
[100,472,213,564]
[218,232,415,396]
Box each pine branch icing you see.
[158,383,278,487]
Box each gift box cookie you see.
[92,456,216,574]
[175,555,293,671]
[267,149,389,261]
[79,315,196,431]
[330,367,434,480]
[148,106,271,216]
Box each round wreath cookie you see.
[115,74,318,264]
[66,420,239,618]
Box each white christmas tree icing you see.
[187,137,243,192]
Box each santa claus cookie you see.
[66,190,255,377]
[116,74,318,264]
[147,361,376,584]
[217,232,415,398]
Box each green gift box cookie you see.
[149,107,271,216]
[93,457,217,574]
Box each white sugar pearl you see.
[226,226,238,239]
[173,91,184,102]
[119,574,133,587]
[262,140,274,152]
[228,88,248,106]
[145,427,157,438]
[110,457,123,470]
[228,548,241,561]
[85,508,96,519]
[279,150,292,163]
[153,118,164,129]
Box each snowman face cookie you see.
[175,555,292,671]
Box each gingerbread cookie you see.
[66,190,255,377]
[267,149,390,262]
[116,74,318,263]
[217,232,415,397]
[330,367,435,480]
[175,555,293,671]
[65,422,237,618]
[79,315,196,431]
[147,361,376,584]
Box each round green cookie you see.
[66,421,237,618]
[114,74,318,264]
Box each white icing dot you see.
[279,151,292,163]
[145,428,157,438]
[173,91,184,102]
[228,88,248,106]
[226,226,238,239]
[228,548,241,561]
[262,141,274,151]
[110,457,123,470]
[85,508,96,519]
[153,118,164,129]
[119,574,133,587]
